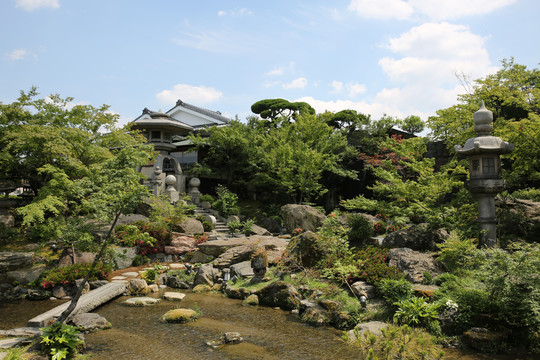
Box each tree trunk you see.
[55,209,123,324]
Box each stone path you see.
[28,282,126,327]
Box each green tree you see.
[250,98,315,127]
[255,113,357,204]
[189,118,261,186]
[342,136,475,232]
[0,87,119,195]
[1,89,155,323]
[400,115,425,135]
[427,59,540,189]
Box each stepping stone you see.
[123,297,161,306]
[111,276,127,281]
[169,263,186,270]
[121,272,139,278]
[163,292,186,301]
[0,337,26,349]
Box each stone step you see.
[28,282,126,327]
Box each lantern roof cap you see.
[455,135,514,156]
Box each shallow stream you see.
[85,291,358,359]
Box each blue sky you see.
[1,0,539,127]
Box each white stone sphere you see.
[165,174,177,186]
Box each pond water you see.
[85,291,359,359]
[1,294,534,359]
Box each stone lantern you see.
[454,102,514,247]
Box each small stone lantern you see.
[454,102,514,247]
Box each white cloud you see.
[7,49,37,60]
[347,82,367,97]
[331,81,344,92]
[409,0,517,21]
[15,0,60,11]
[266,67,285,76]
[379,22,497,85]
[156,84,222,105]
[283,77,308,90]
[347,0,516,20]
[348,0,414,20]
[330,81,366,97]
[217,8,253,17]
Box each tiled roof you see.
[169,99,230,124]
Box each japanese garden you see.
[0,59,539,359]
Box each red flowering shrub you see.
[40,263,112,289]
[345,246,402,285]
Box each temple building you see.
[130,99,230,195]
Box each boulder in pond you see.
[243,294,259,306]
[124,297,160,306]
[222,332,243,344]
[127,278,148,295]
[71,313,111,332]
[163,292,186,301]
[161,308,198,323]
[255,281,301,310]
[193,263,221,286]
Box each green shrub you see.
[40,322,84,360]
[199,194,214,203]
[227,220,242,234]
[347,324,445,360]
[212,185,238,217]
[393,296,441,335]
[131,221,172,255]
[40,263,112,289]
[141,268,158,283]
[346,213,374,245]
[477,243,540,351]
[377,278,414,305]
[436,231,479,273]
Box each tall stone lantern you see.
[454,102,514,247]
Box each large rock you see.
[281,204,326,233]
[388,248,443,284]
[175,218,204,235]
[246,224,272,236]
[258,217,282,234]
[193,263,221,286]
[213,245,253,268]
[350,281,376,299]
[0,252,33,273]
[198,236,288,258]
[124,297,160,306]
[189,250,214,264]
[58,249,95,267]
[3,264,46,285]
[116,214,149,226]
[112,247,138,269]
[382,223,449,251]
[284,231,325,268]
[127,278,148,294]
[255,281,302,310]
[71,313,111,332]
[230,260,255,278]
